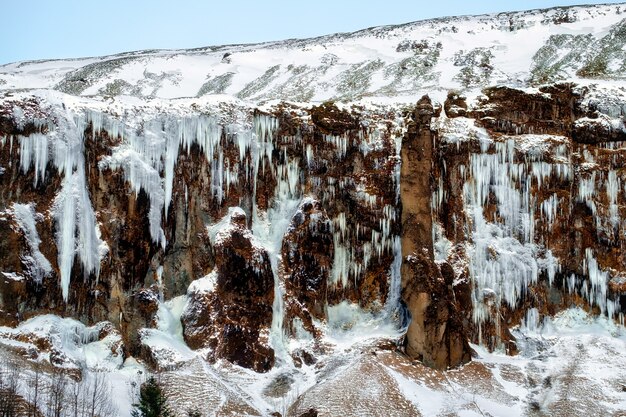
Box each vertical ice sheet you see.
[459,133,624,344]
[606,169,620,228]
[463,137,565,332]
[18,133,49,185]
[251,114,301,364]
[10,108,109,301]
[583,248,616,316]
[10,203,52,283]
[51,113,108,301]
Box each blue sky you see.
[1,0,623,64]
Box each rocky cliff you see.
[0,95,411,371]
[1,80,624,369]
[1,3,626,416]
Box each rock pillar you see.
[400,96,471,369]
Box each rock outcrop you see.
[400,96,471,368]
[283,198,333,330]
[182,208,275,372]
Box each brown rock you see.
[400,96,471,369]
[182,209,275,372]
[283,199,333,327]
[444,90,468,118]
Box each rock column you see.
[400,96,471,369]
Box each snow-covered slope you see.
[1,3,626,102]
[290,308,626,416]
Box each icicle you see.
[46,111,109,302]
[98,112,222,247]
[184,183,189,211]
[325,134,348,159]
[156,266,164,302]
[18,134,49,185]
[578,171,597,215]
[86,110,104,140]
[521,308,540,332]
[331,242,351,287]
[541,194,559,231]
[607,170,620,228]
[583,249,611,315]
[306,144,313,167]
[463,134,569,339]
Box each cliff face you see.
[0,95,412,371]
[0,79,624,376]
[434,84,626,351]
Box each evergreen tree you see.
[131,377,172,417]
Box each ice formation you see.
[18,133,49,185]
[464,137,561,327]
[251,114,302,363]
[454,130,622,342]
[10,107,108,301]
[98,112,223,247]
[9,203,52,283]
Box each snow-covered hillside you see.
[1,3,626,102]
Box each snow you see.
[1,272,24,281]
[0,315,123,370]
[140,296,196,370]
[0,315,144,417]
[379,307,626,417]
[437,116,491,148]
[2,4,626,103]
[208,206,246,246]
[385,368,446,416]
[187,271,218,294]
[104,358,147,417]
